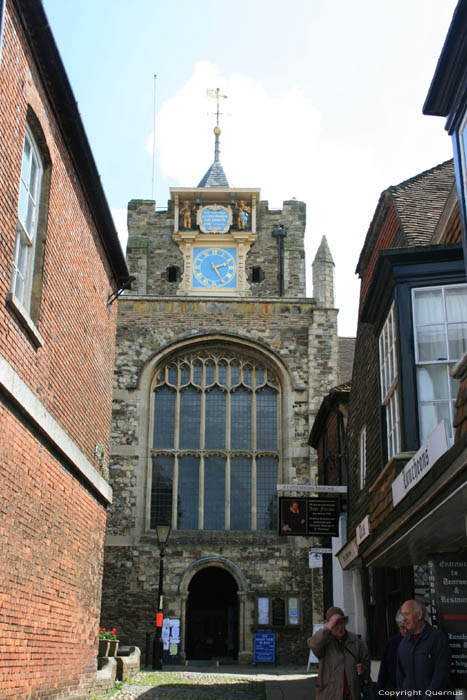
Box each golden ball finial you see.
[214,126,221,135]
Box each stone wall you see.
[126,198,307,299]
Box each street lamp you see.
[152,523,171,670]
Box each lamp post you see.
[152,523,171,670]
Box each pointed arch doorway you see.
[186,566,239,661]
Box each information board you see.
[428,553,467,688]
[253,632,275,664]
[279,497,338,536]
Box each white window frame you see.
[412,283,467,443]
[457,110,467,209]
[379,303,401,460]
[359,426,366,490]
[11,124,43,310]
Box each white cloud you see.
[145,60,452,336]
[112,208,128,253]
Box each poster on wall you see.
[428,553,467,688]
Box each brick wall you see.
[0,2,118,467]
[0,401,107,700]
[0,2,122,697]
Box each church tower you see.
[102,122,339,665]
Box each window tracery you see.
[150,346,280,531]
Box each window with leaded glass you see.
[150,347,280,531]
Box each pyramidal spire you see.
[198,88,230,188]
[312,235,335,307]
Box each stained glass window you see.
[150,346,280,531]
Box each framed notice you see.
[428,553,467,688]
[279,497,339,536]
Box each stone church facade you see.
[101,133,339,664]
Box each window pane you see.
[231,362,239,385]
[193,361,202,385]
[218,361,227,385]
[417,366,449,402]
[179,388,201,449]
[414,289,444,324]
[150,455,173,528]
[205,362,215,385]
[447,324,467,361]
[445,287,467,322]
[257,456,277,531]
[205,388,226,449]
[168,366,177,385]
[255,368,264,386]
[231,388,251,450]
[416,325,447,362]
[180,364,190,385]
[153,387,175,448]
[419,402,451,442]
[230,457,251,530]
[256,387,277,450]
[178,456,199,529]
[18,182,30,230]
[243,366,252,386]
[204,456,225,530]
[21,136,31,184]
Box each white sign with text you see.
[392,422,448,507]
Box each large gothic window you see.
[150,346,280,531]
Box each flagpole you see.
[152,74,157,202]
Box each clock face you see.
[192,247,237,289]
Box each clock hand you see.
[211,262,224,280]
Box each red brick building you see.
[0,0,130,697]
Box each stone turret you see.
[312,235,335,307]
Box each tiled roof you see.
[198,160,230,188]
[389,159,455,246]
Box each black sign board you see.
[279,497,339,536]
[428,553,467,689]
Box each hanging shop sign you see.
[356,515,370,546]
[392,421,447,507]
[279,496,339,536]
[337,537,359,570]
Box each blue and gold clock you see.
[192,247,237,289]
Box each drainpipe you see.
[271,225,287,296]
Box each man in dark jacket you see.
[397,599,451,697]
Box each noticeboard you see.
[428,554,467,688]
[279,496,339,536]
[253,632,275,664]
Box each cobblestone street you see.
[91,667,316,700]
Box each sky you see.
[42,0,458,337]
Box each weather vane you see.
[206,87,228,127]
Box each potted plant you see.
[98,627,110,657]
[107,628,119,657]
